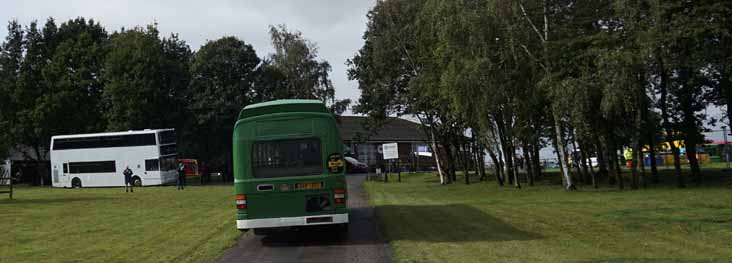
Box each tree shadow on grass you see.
[375,204,542,243]
[567,257,732,263]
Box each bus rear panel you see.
[233,100,348,231]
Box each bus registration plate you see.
[295,182,323,190]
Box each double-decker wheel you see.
[132,176,142,187]
[71,178,82,188]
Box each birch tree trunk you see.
[430,125,446,185]
[486,147,504,186]
[553,112,575,190]
[517,0,574,189]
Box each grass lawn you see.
[0,184,240,263]
[365,172,732,263]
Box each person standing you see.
[177,162,186,190]
[123,166,134,193]
[199,161,208,185]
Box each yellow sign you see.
[328,160,344,169]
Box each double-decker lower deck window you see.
[69,161,116,174]
[145,159,160,171]
[160,156,177,171]
[252,138,322,178]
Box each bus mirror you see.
[328,153,344,174]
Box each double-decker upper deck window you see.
[53,134,156,150]
[251,138,322,178]
[158,130,176,145]
[160,144,177,155]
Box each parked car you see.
[544,160,560,169]
[344,156,369,173]
[177,159,199,177]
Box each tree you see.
[348,0,463,184]
[0,20,24,159]
[0,18,108,185]
[646,0,718,186]
[267,24,350,114]
[103,24,191,131]
[188,36,261,166]
[39,17,109,136]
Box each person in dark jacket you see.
[177,163,186,190]
[123,166,133,193]
[199,161,209,185]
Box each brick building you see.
[337,116,435,171]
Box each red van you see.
[177,159,199,177]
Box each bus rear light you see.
[235,194,247,209]
[334,188,346,203]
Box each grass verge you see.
[0,185,240,263]
[364,172,732,263]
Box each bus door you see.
[60,162,70,186]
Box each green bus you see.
[233,99,349,234]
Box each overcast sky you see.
[1,0,376,114]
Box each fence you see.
[0,161,12,200]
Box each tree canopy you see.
[0,18,348,178]
[349,0,732,189]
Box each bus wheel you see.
[335,223,349,233]
[71,178,82,188]
[253,228,270,236]
[132,176,142,187]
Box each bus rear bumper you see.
[237,213,349,229]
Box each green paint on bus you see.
[233,99,349,231]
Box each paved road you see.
[216,174,393,263]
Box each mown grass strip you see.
[364,172,732,263]
[0,185,240,263]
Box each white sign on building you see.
[382,143,399,160]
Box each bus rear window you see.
[251,138,322,178]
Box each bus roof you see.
[51,128,174,140]
[238,99,329,120]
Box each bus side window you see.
[145,159,160,171]
[63,163,68,173]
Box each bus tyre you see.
[71,178,82,188]
[132,176,142,187]
[333,223,349,239]
[253,228,269,236]
[337,223,349,233]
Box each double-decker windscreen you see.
[251,138,322,178]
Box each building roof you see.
[337,116,427,143]
[238,99,328,120]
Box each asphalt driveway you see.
[216,174,392,263]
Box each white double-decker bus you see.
[50,129,178,188]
